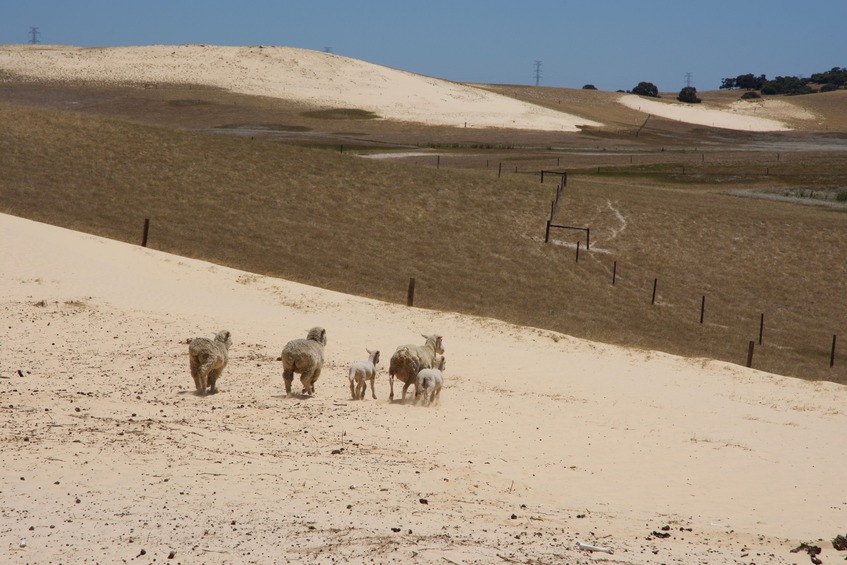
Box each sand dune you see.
[618,94,799,131]
[0,44,601,132]
[2,213,845,563]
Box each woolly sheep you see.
[388,333,444,401]
[415,355,445,407]
[281,327,327,396]
[348,348,380,400]
[188,329,232,395]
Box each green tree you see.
[631,81,659,97]
[677,86,701,103]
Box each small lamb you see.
[348,348,380,400]
[415,355,445,407]
[188,329,232,395]
[281,327,327,396]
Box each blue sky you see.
[3,0,844,92]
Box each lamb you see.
[388,333,444,401]
[415,355,445,407]
[188,329,232,395]
[348,348,380,400]
[281,327,327,396]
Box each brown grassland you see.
[1,79,846,384]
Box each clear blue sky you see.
[4,0,845,92]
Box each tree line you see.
[720,67,846,95]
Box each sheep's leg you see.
[282,369,294,396]
[401,379,413,401]
[433,384,442,405]
[208,368,221,394]
[311,368,321,394]
[356,379,364,400]
[189,356,202,392]
[349,377,357,400]
[388,374,395,401]
[369,376,376,399]
[300,370,314,395]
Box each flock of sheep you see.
[187,328,445,406]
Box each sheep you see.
[415,355,445,407]
[388,333,444,401]
[281,327,327,396]
[348,348,380,400]
[188,330,232,395]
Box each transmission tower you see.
[685,72,693,88]
[533,60,542,86]
[28,26,41,44]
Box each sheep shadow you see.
[177,389,221,397]
[271,393,315,401]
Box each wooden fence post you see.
[612,261,617,286]
[831,335,837,368]
[586,227,590,250]
[545,220,551,243]
[575,241,580,263]
[746,340,755,368]
[651,278,658,305]
[407,277,416,307]
[141,218,150,247]
[759,313,764,345]
[498,163,502,178]
[700,295,705,324]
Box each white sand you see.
[618,94,795,131]
[2,213,845,563]
[0,44,601,132]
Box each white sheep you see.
[388,333,444,401]
[281,327,327,396]
[415,355,445,407]
[348,348,380,400]
[188,329,232,395]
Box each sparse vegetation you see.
[302,108,379,120]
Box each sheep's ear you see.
[321,329,327,342]
[366,348,372,354]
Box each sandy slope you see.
[2,213,845,564]
[617,94,819,132]
[0,44,601,132]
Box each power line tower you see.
[685,72,693,88]
[28,26,41,44]
[533,60,542,86]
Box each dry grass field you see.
[1,78,846,385]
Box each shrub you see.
[740,91,761,99]
[836,191,847,202]
[820,83,840,93]
[677,86,701,104]
[632,82,660,98]
[582,84,597,90]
